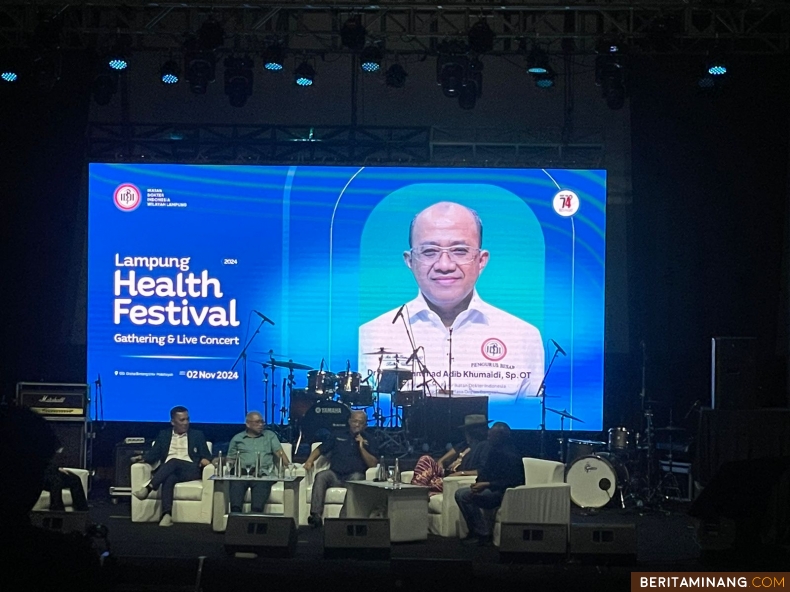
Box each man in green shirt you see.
[227,411,290,513]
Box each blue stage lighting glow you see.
[161,73,179,84]
[1,71,18,82]
[264,62,283,71]
[109,58,128,71]
[708,64,727,76]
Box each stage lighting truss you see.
[437,55,482,108]
[224,56,254,107]
[341,16,367,52]
[262,46,284,72]
[160,59,180,85]
[294,60,315,87]
[360,44,383,73]
[385,63,408,88]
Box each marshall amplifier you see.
[16,382,89,417]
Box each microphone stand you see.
[537,343,563,459]
[231,316,268,416]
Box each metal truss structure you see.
[86,122,605,167]
[2,1,790,57]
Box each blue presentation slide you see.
[88,164,606,431]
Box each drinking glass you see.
[387,466,395,488]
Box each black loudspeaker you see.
[224,515,297,557]
[499,523,568,560]
[114,441,151,488]
[405,396,489,446]
[29,510,89,534]
[711,337,757,409]
[323,518,390,559]
[48,420,87,469]
[569,523,637,565]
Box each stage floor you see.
[84,497,707,592]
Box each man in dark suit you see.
[132,405,211,526]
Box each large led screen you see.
[88,164,605,430]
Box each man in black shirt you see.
[455,422,524,545]
[303,410,378,528]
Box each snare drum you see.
[307,370,337,397]
[565,453,630,508]
[566,439,607,464]
[608,427,630,452]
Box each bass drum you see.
[289,388,318,422]
[299,399,351,442]
[565,454,630,509]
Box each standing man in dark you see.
[303,410,378,528]
[455,422,524,546]
[132,405,212,526]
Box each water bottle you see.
[376,456,387,482]
[217,451,224,477]
[393,458,401,489]
[234,451,241,477]
[255,451,261,478]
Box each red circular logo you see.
[481,338,507,361]
[113,183,142,211]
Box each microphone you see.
[253,310,275,325]
[319,358,325,373]
[551,339,567,356]
[346,359,351,374]
[391,304,406,324]
[95,374,101,387]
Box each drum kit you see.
[248,348,422,448]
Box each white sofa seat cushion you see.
[325,487,349,505]
[142,479,204,501]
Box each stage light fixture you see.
[92,72,118,105]
[595,53,627,110]
[107,53,128,71]
[707,59,727,76]
[468,20,495,54]
[697,75,715,89]
[1,67,18,82]
[224,56,254,107]
[340,16,367,51]
[385,63,407,88]
[534,68,556,89]
[526,47,549,75]
[438,60,465,98]
[360,45,383,73]
[184,52,215,94]
[263,46,284,71]
[294,61,315,87]
[160,60,180,84]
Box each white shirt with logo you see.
[165,431,191,463]
[358,291,544,402]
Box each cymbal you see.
[363,349,405,356]
[269,359,312,370]
[545,407,585,423]
[655,425,686,432]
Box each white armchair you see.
[32,468,89,512]
[301,442,378,524]
[131,442,215,524]
[492,457,571,547]
[398,470,477,537]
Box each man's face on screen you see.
[405,203,489,313]
[171,411,190,434]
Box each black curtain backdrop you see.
[624,54,790,430]
[0,52,92,401]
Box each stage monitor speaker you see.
[114,441,151,488]
[405,396,489,446]
[323,518,390,560]
[29,510,89,534]
[48,420,87,469]
[711,337,757,409]
[224,515,297,557]
[569,523,637,565]
[499,523,568,560]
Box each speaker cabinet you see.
[323,518,390,560]
[48,420,87,469]
[29,510,89,534]
[569,523,637,564]
[711,337,757,409]
[114,441,151,488]
[224,515,297,557]
[499,523,568,560]
[405,397,489,446]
